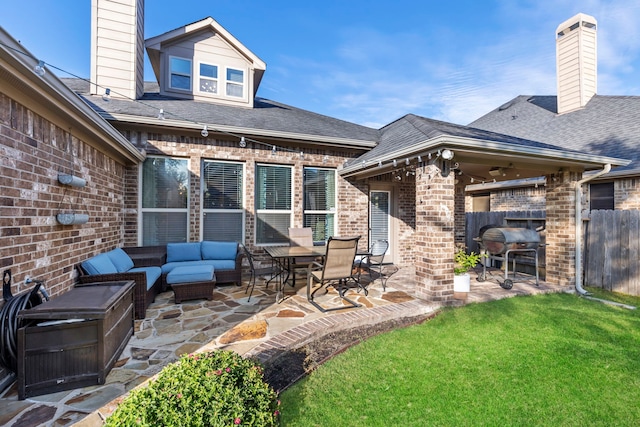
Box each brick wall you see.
[121,131,368,250]
[414,163,454,302]
[0,93,128,298]
[615,177,640,210]
[396,178,416,265]
[490,186,546,211]
[545,171,581,287]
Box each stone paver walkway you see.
[0,266,571,426]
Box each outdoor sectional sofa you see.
[78,242,243,319]
[78,248,163,319]
[160,241,243,291]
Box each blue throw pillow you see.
[167,242,202,262]
[201,241,237,260]
[81,253,118,275]
[107,248,134,273]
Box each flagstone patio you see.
[0,266,572,427]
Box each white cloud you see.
[260,0,640,127]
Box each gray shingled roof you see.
[62,79,380,145]
[355,113,585,163]
[469,95,640,172]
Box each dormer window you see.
[199,63,218,94]
[226,68,244,98]
[170,57,192,91]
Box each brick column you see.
[545,170,582,287]
[414,163,455,302]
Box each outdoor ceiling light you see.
[239,136,247,148]
[441,149,454,160]
[201,125,209,137]
[489,167,503,177]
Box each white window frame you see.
[200,160,245,242]
[168,56,192,92]
[255,163,293,246]
[139,155,190,245]
[198,61,219,95]
[303,167,337,243]
[225,67,246,99]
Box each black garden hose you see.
[0,271,48,373]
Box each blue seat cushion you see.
[129,266,162,290]
[167,242,202,263]
[201,241,237,260]
[81,253,118,275]
[107,248,134,273]
[167,265,215,284]
[162,260,236,274]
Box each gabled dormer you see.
[145,17,266,107]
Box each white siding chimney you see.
[90,0,144,100]
[556,13,597,114]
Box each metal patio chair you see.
[288,227,319,285]
[355,239,389,290]
[306,235,362,312]
[240,244,279,302]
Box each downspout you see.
[575,164,611,295]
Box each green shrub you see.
[105,350,280,427]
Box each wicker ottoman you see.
[167,265,216,303]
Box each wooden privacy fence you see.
[584,210,640,296]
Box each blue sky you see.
[2,0,640,128]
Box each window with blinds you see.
[303,167,336,242]
[202,160,244,242]
[590,182,614,210]
[141,157,189,245]
[255,164,292,244]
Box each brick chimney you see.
[556,13,597,114]
[90,0,145,100]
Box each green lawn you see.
[280,291,640,426]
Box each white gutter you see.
[575,164,611,295]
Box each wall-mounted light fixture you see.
[33,60,46,76]
[56,213,89,225]
[58,173,86,188]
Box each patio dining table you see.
[264,245,326,302]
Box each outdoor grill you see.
[477,227,541,289]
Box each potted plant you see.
[453,248,484,299]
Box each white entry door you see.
[369,190,393,263]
